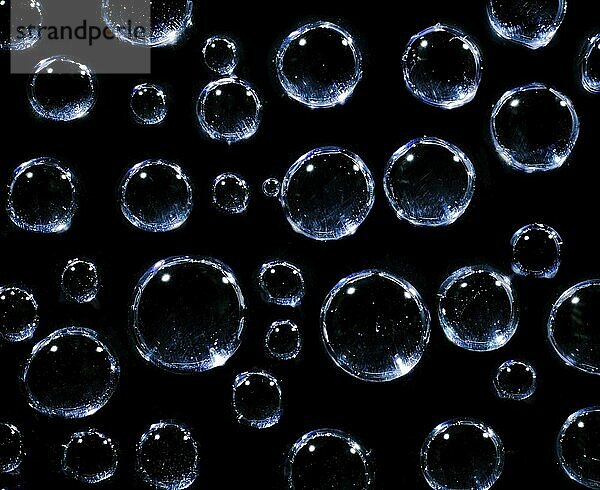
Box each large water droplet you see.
[402,24,482,109]
[196,77,262,143]
[548,280,600,375]
[558,407,600,489]
[384,137,475,226]
[438,266,518,351]
[493,360,536,400]
[487,0,567,49]
[0,423,23,474]
[581,34,600,94]
[0,286,38,343]
[212,173,250,214]
[21,327,119,418]
[102,0,193,46]
[232,371,282,429]
[130,83,167,125]
[136,421,199,490]
[511,223,562,278]
[131,256,245,373]
[280,147,374,241]
[7,157,78,234]
[276,21,362,108]
[0,0,42,51]
[202,35,238,75]
[421,419,504,490]
[321,270,430,381]
[491,83,579,172]
[62,429,118,484]
[119,159,193,232]
[285,429,374,489]
[257,260,305,307]
[28,56,96,122]
[265,320,302,361]
[60,258,100,303]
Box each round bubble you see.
[232,371,282,429]
[62,429,118,484]
[0,423,24,474]
[262,178,280,198]
[130,83,167,125]
[257,260,305,307]
[265,320,302,361]
[0,0,43,51]
[61,258,100,303]
[582,34,600,94]
[511,223,562,278]
[202,35,238,75]
[493,360,537,400]
[0,286,38,342]
[212,173,250,214]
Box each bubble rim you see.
[62,428,119,484]
[0,285,39,342]
[202,35,239,76]
[581,34,600,94]
[510,223,562,278]
[130,82,168,125]
[265,319,303,361]
[211,172,250,214]
[0,422,24,473]
[60,258,100,303]
[0,0,43,51]
[232,370,282,429]
[493,359,537,401]
[257,260,305,307]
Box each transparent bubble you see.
[0,286,38,343]
[28,56,96,122]
[232,371,282,429]
[493,360,536,400]
[119,159,193,233]
[582,34,600,94]
[438,266,518,352]
[487,0,567,50]
[548,280,600,375]
[130,83,167,125]
[131,256,245,373]
[0,0,42,51]
[61,258,100,303]
[21,327,119,418]
[196,77,262,143]
[7,157,78,234]
[262,178,281,198]
[62,429,118,484]
[511,223,562,278]
[491,83,578,172]
[0,423,23,474]
[280,147,374,241]
[257,260,305,307]
[212,173,250,214]
[384,137,476,226]
[275,21,362,108]
[102,0,192,47]
[265,320,302,361]
[202,35,238,75]
[402,24,482,109]
[136,421,199,490]
[421,419,504,490]
[285,429,374,489]
[558,407,600,488]
[321,270,430,382]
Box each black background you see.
[3,0,600,488]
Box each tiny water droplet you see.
[511,223,562,278]
[262,178,280,198]
[130,83,167,125]
[212,173,250,214]
[0,0,42,51]
[493,360,536,400]
[232,371,282,429]
[62,429,118,484]
[257,260,305,307]
[202,35,238,75]
[0,423,24,474]
[61,258,100,303]
[265,320,302,361]
[0,286,38,343]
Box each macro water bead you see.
[511,223,562,278]
[232,371,282,429]
[491,83,579,172]
[257,260,305,307]
[276,21,362,108]
[61,258,100,303]
[130,83,167,125]
[62,429,118,484]
[402,24,482,109]
[493,360,537,400]
[0,286,38,342]
[202,35,238,75]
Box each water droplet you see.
[276,21,362,108]
[280,147,374,241]
[257,260,305,307]
[321,270,430,381]
[491,83,578,172]
[402,24,482,109]
[131,256,245,373]
[130,83,167,125]
[493,360,536,400]
[0,286,38,343]
[21,326,119,418]
[232,371,282,429]
[0,0,42,51]
[202,35,238,75]
[28,56,96,122]
[136,421,199,490]
[62,429,118,484]
[265,320,302,361]
[212,173,250,214]
[61,258,100,303]
[7,157,78,234]
[0,423,23,474]
[102,0,193,47]
[421,419,504,490]
[285,429,374,489]
[548,280,600,375]
[582,34,600,94]
[384,137,476,226]
[438,266,518,351]
[511,223,562,278]
[262,178,280,198]
[119,159,193,232]
[196,77,262,143]
[487,0,567,49]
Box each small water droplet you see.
[262,178,280,198]
[202,35,238,75]
[493,360,536,400]
[232,371,282,429]
[257,260,305,307]
[0,423,24,474]
[130,83,167,125]
[62,429,118,484]
[61,258,100,303]
[212,173,250,214]
[265,320,302,360]
[0,0,42,50]
[511,223,562,278]
[0,286,38,342]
